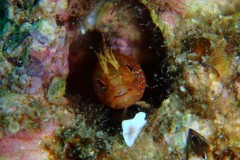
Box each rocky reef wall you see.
[0,0,240,159]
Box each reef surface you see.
[0,0,240,159]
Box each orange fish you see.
[93,46,146,109]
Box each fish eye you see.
[126,64,133,73]
[96,79,107,93]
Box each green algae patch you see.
[55,113,112,159]
[47,76,66,103]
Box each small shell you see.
[187,128,212,160]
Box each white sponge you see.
[122,112,147,147]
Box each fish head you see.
[93,52,146,109]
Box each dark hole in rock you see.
[129,0,174,108]
[66,30,102,100]
[16,1,23,9]
[0,1,9,20]
[33,0,40,6]
[6,57,24,67]
[105,0,176,134]
[66,0,176,136]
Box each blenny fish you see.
[93,45,146,109]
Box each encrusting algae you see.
[208,41,233,84]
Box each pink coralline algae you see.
[0,0,72,95]
[29,37,69,83]
[110,38,135,57]
[0,122,57,160]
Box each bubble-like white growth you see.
[122,112,147,147]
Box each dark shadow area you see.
[128,0,175,108]
[66,30,102,101]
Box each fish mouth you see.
[111,89,142,109]
[114,88,129,97]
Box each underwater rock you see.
[142,0,187,28]
[27,57,45,77]
[0,122,57,160]
[0,0,240,159]
[25,76,43,94]
[183,63,224,101]
[0,93,74,159]
[208,44,233,84]
[0,17,69,94]
[234,77,240,101]
[2,30,30,67]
